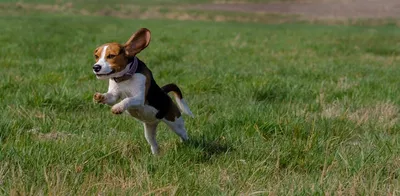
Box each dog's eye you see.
[94,55,99,59]
[107,54,116,59]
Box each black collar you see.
[112,57,138,83]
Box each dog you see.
[92,28,194,154]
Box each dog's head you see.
[92,28,151,79]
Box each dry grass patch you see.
[348,102,398,128]
[192,0,400,19]
[336,77,359,91]
[2,2,400,25]
[321,101,344,119]
[321,101,398,129]
[15,2,73,12]
[0,2,306,24]
[318,84,398,129]
[27,128,74,141]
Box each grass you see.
[0,0,303,25]
[0,5,399,196]
[1,0,290,6]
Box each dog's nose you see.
[93,64,101,72]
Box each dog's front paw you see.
[111,104,125,115]
[93,92,106,104]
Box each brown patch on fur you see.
[94,43,129,72]
[106,43,128,72]
[162,83,183,99]
[124,28,151,57]
[107,43,128,72]
[93,28,151,74]
[93,92,106,104]
[93,46,103,61]
[164,103,181,121]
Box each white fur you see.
[97,71,191,154]
[143,116,189,155]
[175,98,194,118]
[104,74,157,122]
[94,45,113,76]
[163,116,189,141]
[144,122,159,154]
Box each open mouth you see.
[96,70,115,76]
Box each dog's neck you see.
[112,57,138,83]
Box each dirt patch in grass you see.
[0,2,301,24]
[1,1,400,24]
[191,0,400,19]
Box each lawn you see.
[0,5,399,196]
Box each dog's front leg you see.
[93,92,118,106]
[111,96,144,114]
[94,80,120,105]
[111,74,147,115]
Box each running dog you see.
[92,28,193,154]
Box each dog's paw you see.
[93,93,106,104]
[111,104,125,115]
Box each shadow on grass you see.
[252,84,288,103]
[180,136,233,163]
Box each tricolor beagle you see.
[92,28,193,154]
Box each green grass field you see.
[0,1,399,195]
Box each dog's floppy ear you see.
[124,28,151,57]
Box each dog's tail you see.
[162,83,194,118]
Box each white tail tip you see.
[176,98,194,118]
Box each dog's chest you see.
[111,76,159,123]
[113,78,142,98]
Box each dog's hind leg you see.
[163,117,189,142]
[143,122,159,154]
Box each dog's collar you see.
[113,57,138,83]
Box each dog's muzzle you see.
[93,64,102,73]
